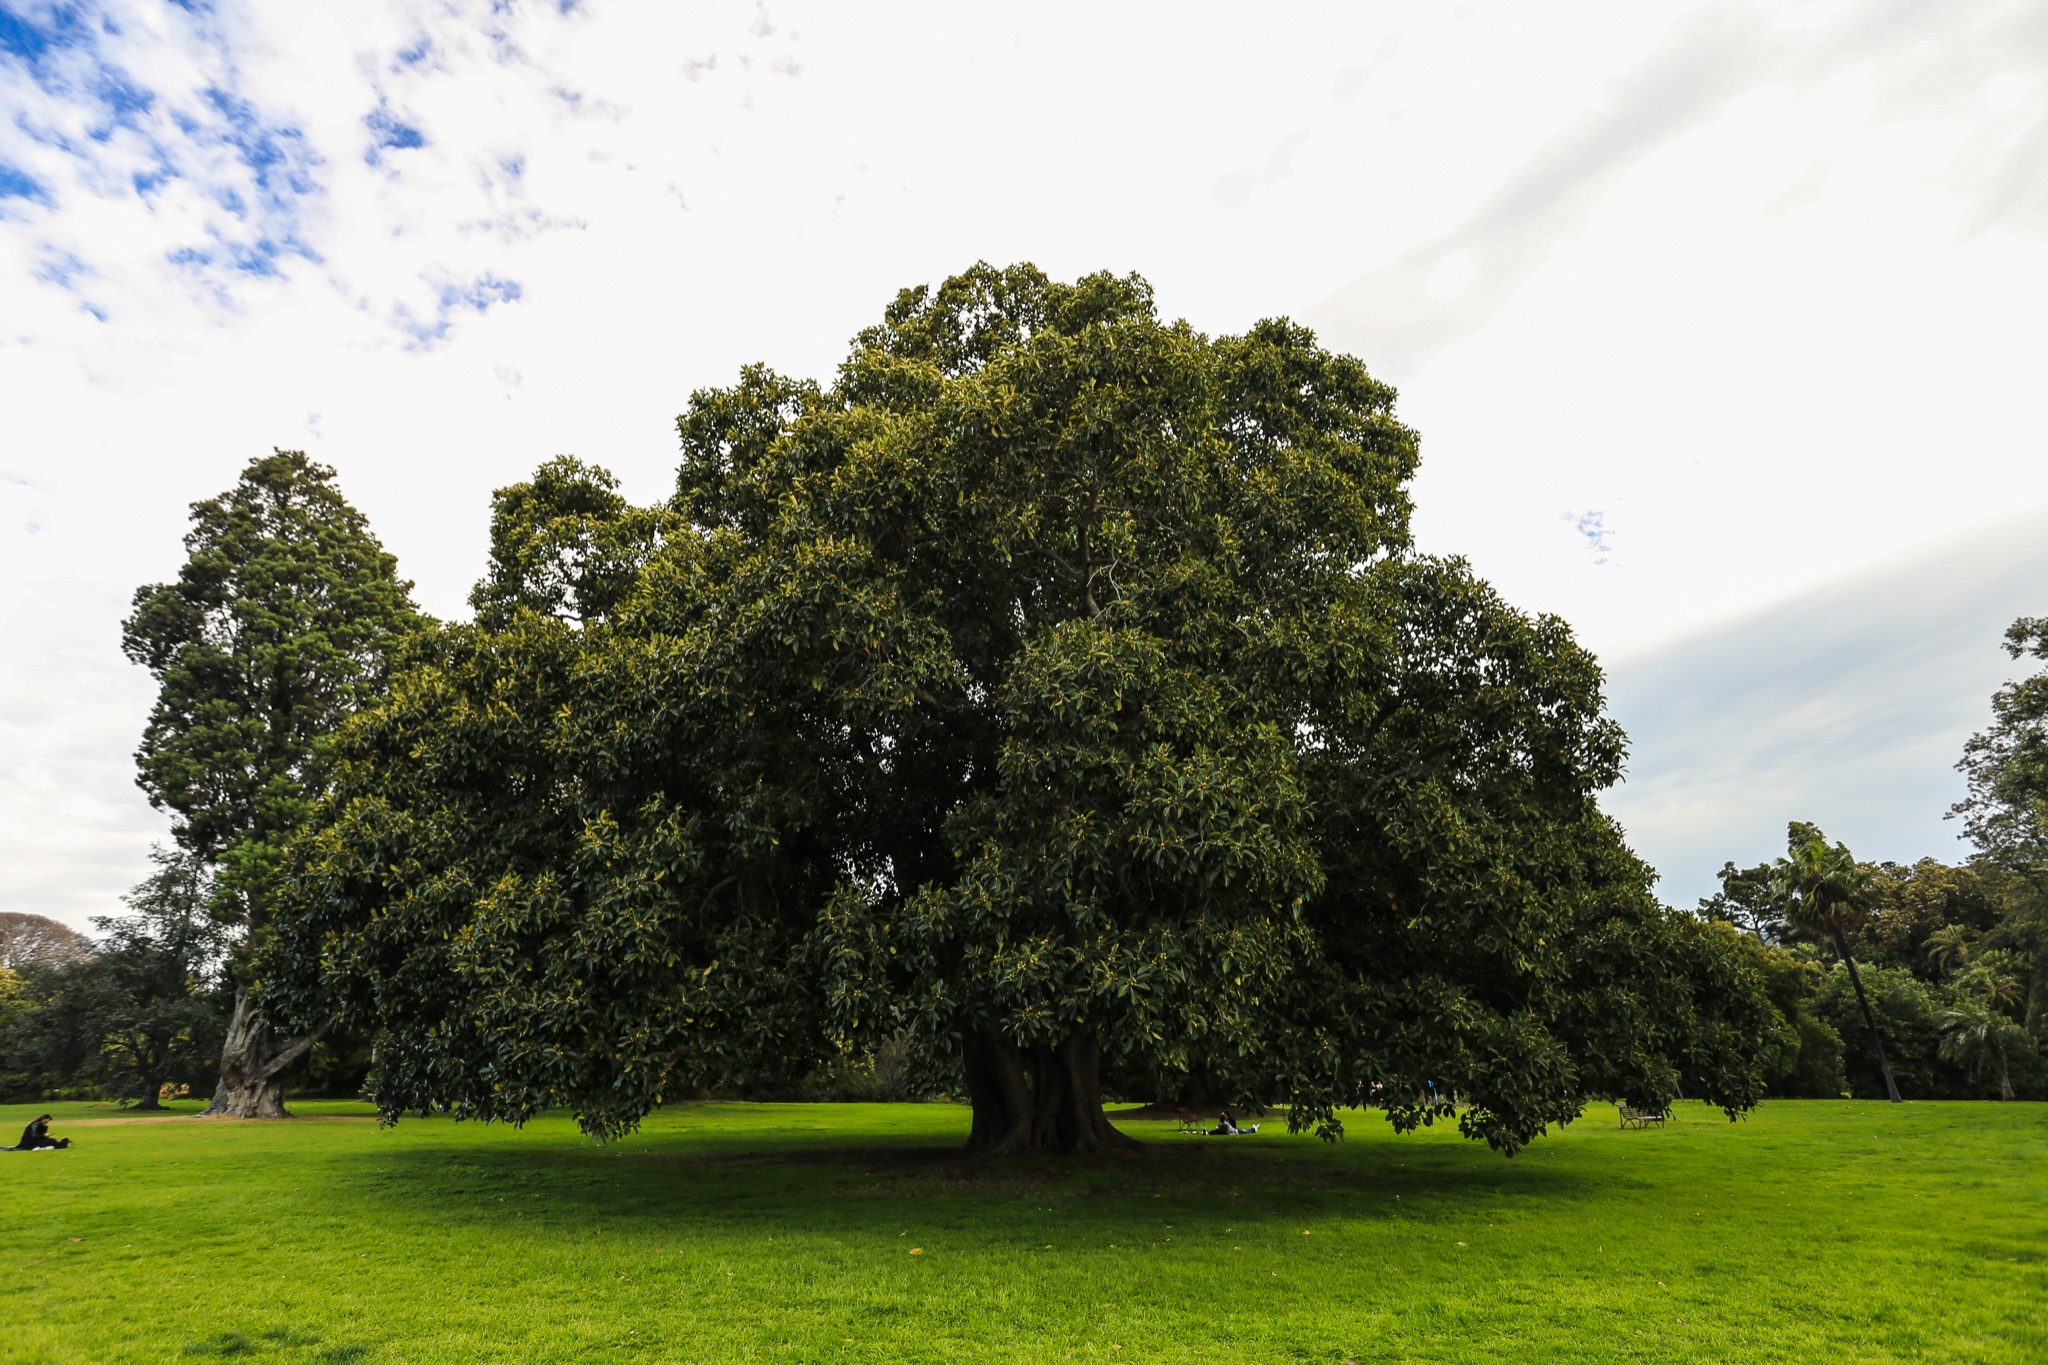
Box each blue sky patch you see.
[1,0,327,306]
[0,3,79,67]
[397,272,524,348]
[84,61,152,134]
[199,85,319,201]
[0,1,595,336]
[442,273,521,311]
[365,104,426,165]
[130,161,171,194]
[0,161,49,203]
[32,247,87,286]
[1567,510,1615,565]
[368,106,424,150]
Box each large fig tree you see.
[269,265,1770,1153]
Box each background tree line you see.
[0,853,373,1106]
[1701,613,2048,1101]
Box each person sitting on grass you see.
[10,1114,70,1150]
[1211,1110,1240,1136]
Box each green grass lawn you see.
[1,1097,2042,1364]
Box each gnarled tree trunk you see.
[961,1027,1142,1156]
[201,987,324,1119]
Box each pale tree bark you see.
[200,987,326,1119]
[961,1027,1143,1156]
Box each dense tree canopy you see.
[269,264,1771,1154]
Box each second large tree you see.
[271,265,1769,1152]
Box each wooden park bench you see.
[1618,1102,1666,1130]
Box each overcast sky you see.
[4,0,2045,926]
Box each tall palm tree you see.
[1769,824,1903,1103]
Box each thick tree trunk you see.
[961,1027,1143,1157]
[1836,940,1903,1104]
[133,1075,165,1112]
[200,987,324,1119]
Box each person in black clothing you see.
[12,1114,69,1150]
[1211,1110,1239,1136]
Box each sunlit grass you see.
[2,1096,2042,1363]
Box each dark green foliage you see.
[0,971,27,1099]
[1760,823,1907,1101]
[86,848,231,1107]
[122,450,423,921]
[751,1036,917,1103]
[269,263,1771,1154]
[1860,859,2005,980]
[1702,821,2048,1101]
[0,849,228,1106]
[294,1032,375,1100]
[1799,961,2044,1101]
[1700,606,2048,1105]
[1956,616,2048,872]
[1722,934,1846,1097]
[1814,963,1948,1099]
[1701,845,2045,1100]
[0,958,127,1101]
[1698,860,1782,942]
[1956,615,2048,1028]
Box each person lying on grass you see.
[1212,1111,1258,1136]
[10,1114,71,1150]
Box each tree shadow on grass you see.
[180,1328,370,1360]
[340,1121,1594,1242]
